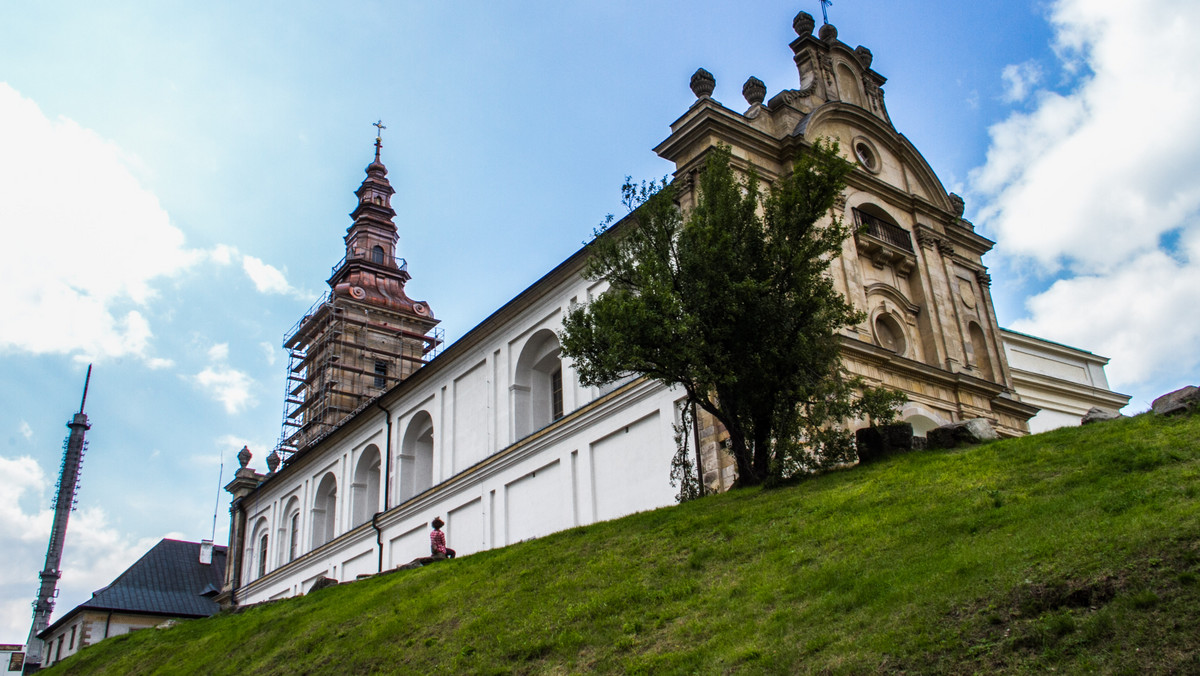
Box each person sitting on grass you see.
[430,516,455,560]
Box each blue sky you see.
[2,1,1197,642]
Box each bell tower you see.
[279,125,441,455]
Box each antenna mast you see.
[24,366,93,672]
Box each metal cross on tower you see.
[373,119,386,158]
[820,0,833,25]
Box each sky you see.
[1,0,1198,643]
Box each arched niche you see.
[311,472,338,548]
[836,62,864,108]
[513,328,564,439]
[280,496,301,565]
[247,516,270,581]
[351,445,381,526]
[399,411,434,502]
[968,322,995,382]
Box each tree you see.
[560,143,904,488]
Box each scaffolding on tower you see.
[276,290,443,460]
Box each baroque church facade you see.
[218,11,1127,606]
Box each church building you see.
[218,10,1128,607]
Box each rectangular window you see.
[258,534,269,578]
[551,367,564,421]
[374,360,388,388]
[69,625,76,650]
[289,513,299,562]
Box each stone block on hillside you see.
[926,418,998,450]
[309,576,339,593]
[855,422,915,463]
[1151,386,1199,416]
[1080,407,1122,425]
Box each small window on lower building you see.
[551,367,564,421]
[374,360,388,388]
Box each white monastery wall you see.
[234,268,683,605]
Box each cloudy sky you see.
[1,0,1197,643]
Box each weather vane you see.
[820,0,832,25]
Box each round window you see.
[855,141,877,171]
[874,314,906,355]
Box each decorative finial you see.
[372,119,386,160]
[855,46,873,69]
[690,68,715,99]
[793,11,815,36]
[820,0,833,25]
[948,193,966,219]
[742,76,766,106]
[266,449,280,474]
[818,23,838,41]
[237,445,251,469]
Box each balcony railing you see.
[854,209,913,252]
[330,251,408,278]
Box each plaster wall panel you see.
[504,459,568,545]
[388,523,428,566]
[448,496,484,556]
[453,360,489,471]
[591,412,672,522]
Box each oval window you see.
[874,314,906,355]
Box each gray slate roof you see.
[41,539,227,637]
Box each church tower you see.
[280,128,441,455]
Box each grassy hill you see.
[48,412,1200,675]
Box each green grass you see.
[49,413,1200,674]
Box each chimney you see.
[199,540,214,565]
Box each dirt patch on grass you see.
[916,539,1200,674]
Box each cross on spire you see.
[820,0,832,25]
[373,119,386,160]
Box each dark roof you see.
[40,539,227,637]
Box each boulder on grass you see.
[308,576,339,593]
[926,418,999,450]
[1151,386,1199,416]
[1080,407,1122,425]
[855,422,915,463]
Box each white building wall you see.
[1000,329,1130,433]
[234,269,686,606]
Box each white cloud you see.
[1000,60,1043,103]
[146,357,175,370]
[0,83,201,364]
[19,421,32,441]
[207,343,230,362]
[970,0,1200,396]
[208,244,237,266]
[260,341,279,367]
[0,455,163,641]
[193,365,255,414]
[191,343,256,414]
[242,255,295,295]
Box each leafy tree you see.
[560,143,904,487]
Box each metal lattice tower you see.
[24,366,92,672]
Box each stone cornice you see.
[1008,368,1131,409]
